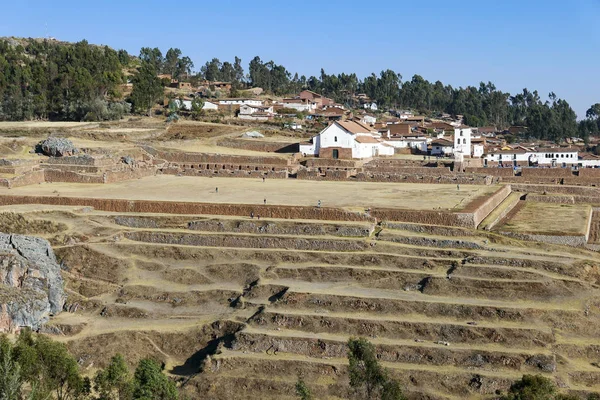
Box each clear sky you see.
[1,0,598,118]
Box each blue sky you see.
[1,0,598,118]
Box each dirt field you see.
[0,175,498,211]
[500,202,592,236]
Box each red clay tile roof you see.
[337,121,375,134]
[354,135,380,144]
[432,138,454,146]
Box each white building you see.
[363,102,378,111]
[483,147,579,167]
[281,99,317,113]
[431,138,454,156]
[219,98,263,106]
[361,114,377,125]
[301,120,393,159]
[453,127,472,156]
[239,104,274,115]
[238,104,275,121]
[174,99,218,112]
[579,154,600,168]
[202,101,219,111]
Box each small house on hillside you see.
[239,104,275,121]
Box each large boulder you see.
[0,233,65,332]
[36,137,79,157]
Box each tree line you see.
[0,330,178,400]
[1,331,599,400]
[1,38,599,142]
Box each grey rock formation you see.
[0,233,65,332]
[37,137,79,157]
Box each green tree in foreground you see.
[94,354,133,400]
[130,61,163,115]
[501,374,599,400]
[0,337,23,400]
[295,377,312,400]
[348,338,405,400]
[132,359,178,400]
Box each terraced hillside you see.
[2,204,599,399]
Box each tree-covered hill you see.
[1,37,599,143]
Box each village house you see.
[403,116,426,127]
[173,99,219,112]
[300,120,394,159]
[483,147,579,168]
[169,81,192,90]
[378,123,428,153]
[238,104,275,121]
[398,110,414,119]
[363,102,378,111]
[579,153,600,168]
[202,101,219,111]
[309,106,346,121]
[360,114,377,125]
[431,138,455,156]
[219,98,263,106]
[281,98,317,113]
[299,90,334,107]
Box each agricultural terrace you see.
[500,202,592,236]
[0,175,500,212]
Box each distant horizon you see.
[2,0,599,118]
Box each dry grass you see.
[500,202,592,236]
[0,175,498,211]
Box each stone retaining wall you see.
[465,167,514,177]
[0,165,38,175]
[216,138,298,153]
[303,158,358,168]
[44,169,104,184]
[563,177,599,187]
[40,164,103,173]
[0,195,374,222]
[521,168,574,178]
[105,168,156,183]
[1,170,46,188]
[161,167,288,179]
[511,184,600,197]
[578,168,600,178]
[123,231,368,251]
[526,194,575,204]
[150,148,290,166]
[363,166,453,175]
[371,209,474,228]
[187,219,374,237]
[470,185,513,227]
[44,155,115,167]
[500,231,589,247]
[0,159,40,167]
[356,172,492,185]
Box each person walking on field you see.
[264,198,267,205]
[457,184,460,191]
[215,187,218,193]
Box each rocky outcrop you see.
[0,233,65,332]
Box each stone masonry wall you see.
[0,195,374,222]
[465,168,514,177]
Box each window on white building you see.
[334,136,337,142]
